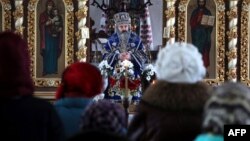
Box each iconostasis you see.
[0,0,249,99]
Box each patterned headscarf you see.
[80,100,127,136]
[202,82,250,134]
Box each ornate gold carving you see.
[75,0,88,61]
[178,0,225,85]
[226,1,238,82]
[75,4,88,20]
[13,0,24,36]
[76,45,87,61]
[65,0,74,66]
[165,7,175,19]
[1,0,11,30]
[240,0,250,85]
[177,0,186,42]
[164,0,176,44]
[28,0,74,87]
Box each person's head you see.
[80,100,127,137]
[155,42,206,84]
[113,12,131,33]
[55,62,103,99]
[139,42,209,140]
[46,0,55,11]
[0,31,34,97]
[118,24,130,33]
[202,82,250,135]
[53,8,58,16]
[198,0,206,8]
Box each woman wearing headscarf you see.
[68,99,129,141]
[0,31,65,141]
[195,82,250,141]
[128,43,211,141]
[54,62,103,139]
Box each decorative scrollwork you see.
[13,0,24,36]
[164,0,176,44]
[75,0,89,62]
[2,0,11,30]
[240,0,250,85]
[177,0,186,42]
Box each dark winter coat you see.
[0,96,65,141]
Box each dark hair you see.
[197,0,206,6]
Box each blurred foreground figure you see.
[0,31,65,141]
[128,42,210,141]
[68,100,129,141]
[54,62,103,139]
[195,82,250,141]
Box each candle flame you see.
[152,80,156,85]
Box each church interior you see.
[0,0,247,98]
[2,0,250,140]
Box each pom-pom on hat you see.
[202,82,250,134]
[56,62,103,99]
[155,42,206,84]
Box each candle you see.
[123,59,129,98]
[125,66,128,98]
[151,80,156,85]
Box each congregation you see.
[1,30,250,141]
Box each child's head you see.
[53,8,58,16]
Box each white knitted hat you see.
[155,42,206,83]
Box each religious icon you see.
[39,0,63,76]
[188,0,215,78]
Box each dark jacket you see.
[0,96,65,141]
